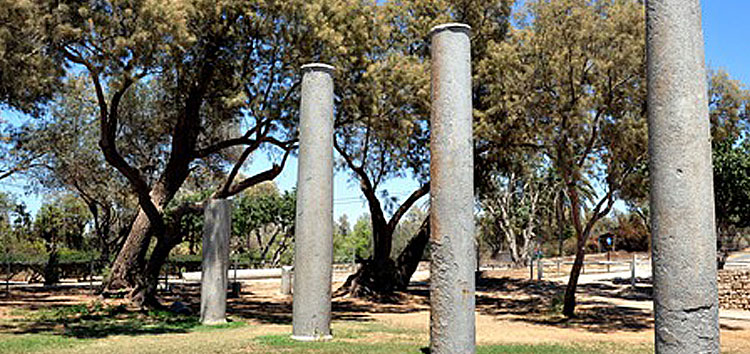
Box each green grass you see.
[254,334,651,354]
[19,303,203,339]
[0,334,86,354]
[256,334,421,353]
[330,321,414,339]
[479,343,652,354]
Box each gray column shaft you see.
[429,23,476,354]
[292,63,334,341]
[201,199,232,325]
[646,1,719,352]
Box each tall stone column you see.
[200,198,232,325]
[292,63,335,341]
[646,1,719,352]
[428,23,475,354]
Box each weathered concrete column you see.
[646,1,719,352]
[200,199,232,325]
[429,23,475,354]
[280,266,293,295]
[291,63,335,341]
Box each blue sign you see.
[606,237,612,246]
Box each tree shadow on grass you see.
[165,282,428,325]
[473,277,653,333]
[3,302,201,338]
[407,276,655,334]
[0,285,94,311]
[1,275,660,339]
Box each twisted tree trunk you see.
[337,217,430,297]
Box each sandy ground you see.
[2,256,750,353]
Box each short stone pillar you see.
[646,1,719,352]
[630,254,636,289]
[291,63,335,341]
[537,259,543,280]
[428,23,475,354]
[529,259,534,280]
[200,199,232,325]
[281,266,293,295]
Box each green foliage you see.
[713,139,750,259]
[0,0,63,113]
[334,214,372,263]
[332,214,352,263]
[714,140,750,228]
[610,212,650,252]
[0,192,32,253]
[231,183,296,267]
[33,194,90,252]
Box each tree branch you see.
[215,147,294,199]
[386,183,430,232]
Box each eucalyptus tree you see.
[1,0,330,307]
[14,75,136,264]
[328,0,513,297]
[328,0,430,296]
[0,192,31,257]
[713,140,750,268]
[478,168,551,267]
[479,0,649,317]
[618,70,750,267]
[707,71,749,268]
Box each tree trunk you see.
[102,186,172,303]
[103,210,155,291]
[370,208,392,264]
[336,219,397,298]
[505,229,521,266]
[394,217,430,290]
[132,232,184,309]
[117,202,201,308]
[43,250,59,287]
[336,217,430,298]
[562,238,587,317]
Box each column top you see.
[429,23,471,37]
[301,63,335,73]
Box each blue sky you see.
[703,1,750,84]
[1,1,748,222]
